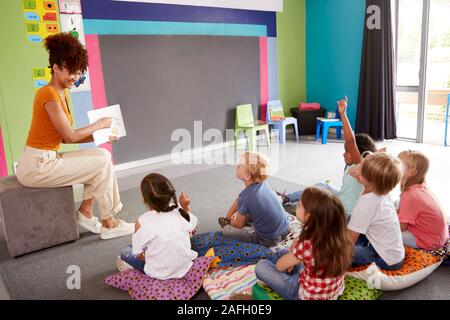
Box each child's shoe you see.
[275,190,290,205]
[116,256,134,272]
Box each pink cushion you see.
[104,256,214,300]
[298,102,321,110]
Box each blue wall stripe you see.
[267,37,279,102]
[71,91,96,149]
[306,0,365,126]
[81,0,277,37]
[84,19,267,36]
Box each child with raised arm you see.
[279,97,377,216]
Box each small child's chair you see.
[234,104,270,151]
[315,106,343,144]
[444,94,450,147]
[266,100,299,144]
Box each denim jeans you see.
[255,248,304,300]
[222,224,290,247]
[120,245,145,272]
[352,235,404,271]
[286,182,339,203]
[402,230,418,248]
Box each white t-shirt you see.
[348,193,405,266]
[132,209,198,280]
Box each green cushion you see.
[253,276,382,300]
[338,276,383,300]
[252,282,284,300]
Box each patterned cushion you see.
[104,256,214,300]
[347,247,442,290]
[191,232,277,267]
[252,276,382,301]
[203,264,257,300]
[252,281,284,300]
[338,276,383,300]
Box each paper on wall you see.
[87,104,127,146]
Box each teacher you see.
[16,32,134,240]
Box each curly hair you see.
[44,32,88,75]
[355,133,376,157]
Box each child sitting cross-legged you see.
[348,152,405,271]
[255,186,353,300]
[397,150,448,250]
[218,151,290,247]
[116,173,199,279]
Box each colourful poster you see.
[32,67,52,91]
[60,14,85,45]
[58,0,82,14]
[22,0,60,43]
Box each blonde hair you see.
[398,150,429,192]
[361,152,401,195]
[240,151,270,183]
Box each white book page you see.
[87,104,126,146]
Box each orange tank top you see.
[26,86,73,151]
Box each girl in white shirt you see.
[116,173,198,280]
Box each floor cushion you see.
[104,256,215,300]
[347,247,442,291]
[191,232,277,267]
[252,276,382,300]
[203,264,257,300]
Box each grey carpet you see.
[0,165,448,300]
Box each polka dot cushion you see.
[191,232,277,268]
[252,276,382,300]
[104,256,215,300]
[347,247,442,291]
[338,276,383,300]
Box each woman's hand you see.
[108,136,120,144]
[179,192,191,211]
[96,117,113,129]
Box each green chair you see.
[234,104,270,151]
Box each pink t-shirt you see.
[398,184,448,250]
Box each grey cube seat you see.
[0,176,79,257]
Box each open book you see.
[87,104,127,146]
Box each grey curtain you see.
[356,0,397,140]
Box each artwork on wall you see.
[60,13,91,92]
[58,0,82,14]
[22,0,60,43]
[31,67,52,91]
[60,14,85,44]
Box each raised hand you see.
[179,191,191,210]
[338,96,348,114]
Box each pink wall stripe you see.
[259,37,269,122]
[85,34,113,156]
[0,127,8,177]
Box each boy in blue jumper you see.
[219,151,290,247]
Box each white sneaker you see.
[116,256,134,272]
[100,219,135,240]
[77,211,102,234]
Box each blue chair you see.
[445,94,450,147]
[266,100,299,144]
[315,107,342,144]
